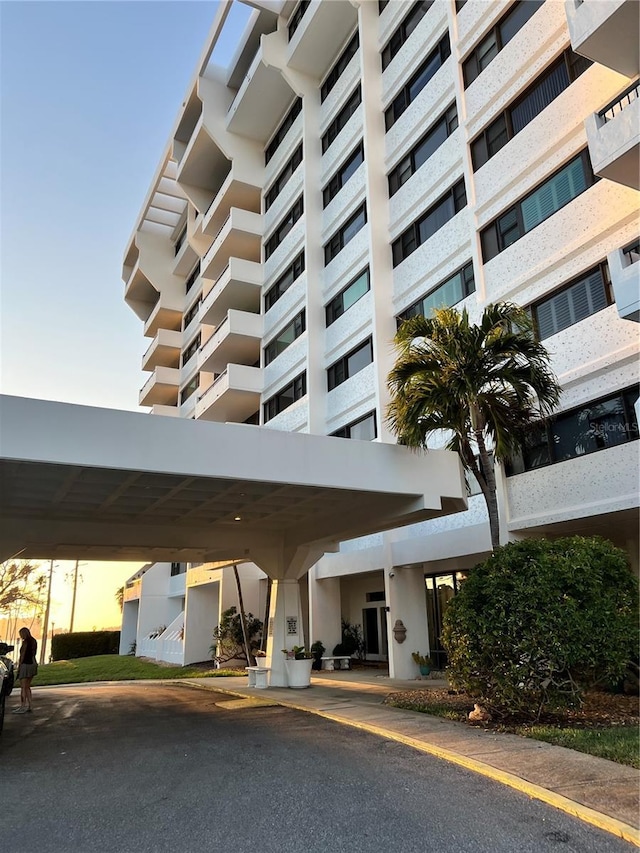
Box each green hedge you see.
[442,536,639,719]
[51,631,120,661]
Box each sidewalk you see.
[179,669,640,847]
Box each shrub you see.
[310,640,325,671]
[442,537,639,720]
[51,631,120,661]
[210,607,262,664]
[340,619,366,660]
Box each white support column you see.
[308,572,342,656]
[265,578,306,686]
[384,566,430,680]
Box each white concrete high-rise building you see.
[120,0,639,678]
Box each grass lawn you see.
[33,655,243,686]
[518,725,639,768]
[385,689,640,768]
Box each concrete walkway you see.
[179,669,640,848]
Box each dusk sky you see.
[0,1,251,634]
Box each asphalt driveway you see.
[1,683,634,853]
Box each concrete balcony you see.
[287,0,357,78]
[143,295,183,339]
[198,310,263,374]
[141,328,182,372]
[507,441,639,531]
[168,573,186,597]
[139,365,180,408]
[565,0,639,77]
[149,404,180,417]
[201,258,262,328]
[201,208,262,283]
[123,579,142,602]
[124,262,158,322]
[226,39,295,142]
[585,80,639,189]
[608,240,640,321]
[195,363,262,423]
[202,169,261,241]
[175,114,234,215]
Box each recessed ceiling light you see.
[234,516,241,521]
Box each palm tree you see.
[387,303,561,550]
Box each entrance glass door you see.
[425,572,466,669]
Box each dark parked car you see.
[0,642,15,733]
[0,643,15,695]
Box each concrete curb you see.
[178,679,640,848]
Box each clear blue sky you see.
[0,1,252,630]
[1,0,249,412]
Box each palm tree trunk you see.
[475,431,501,551]
[233,565,255,666]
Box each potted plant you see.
[411,652,432,677]
[252,649,268,668]
[282,646,313,688]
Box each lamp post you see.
[69,560,80,633]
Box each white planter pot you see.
[254,658,268,668]
[284,658,313,688]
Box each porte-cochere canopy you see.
[0,395,467,574]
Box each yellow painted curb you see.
[177,681,640,847]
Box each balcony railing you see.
[199,369,227,403]
[599,80,640,123]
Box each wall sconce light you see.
[392,619,407,644]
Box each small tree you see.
[442,537,639,720]
[115,586,124,613]
[0,559,46,615]
[210,607,263,665]
[387,303,561,549]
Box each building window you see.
[265,144,303,211]
[323,142,364,208]
[327,337,373,391]
[265,196,304,261]
[623,238,640,265]
[183,297,201,330]
[532,263,612,340]
[326,268,370,326]
[264,252,305,311]
[507,386,639,475]
[331,411,377,440]
[463,1,544,88]
[385,34,450,131]
[174,224,187,256]
[263,372,307,422]
[180,374,199,405]
[322,86,361,154]
[397,262,475,323]
[366,590,385,602]
[181,333,201,367]
[382,1,433,71]
[185,262,200,294]
[392,179,466,268]
[321,31,359,103]
[388,103,457,196]
[324,204,367,266]
[471,49,592,170]
[264,310,306,366]
[265,98,302,165]
[288,0,310,40]
[480,151,595,263]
